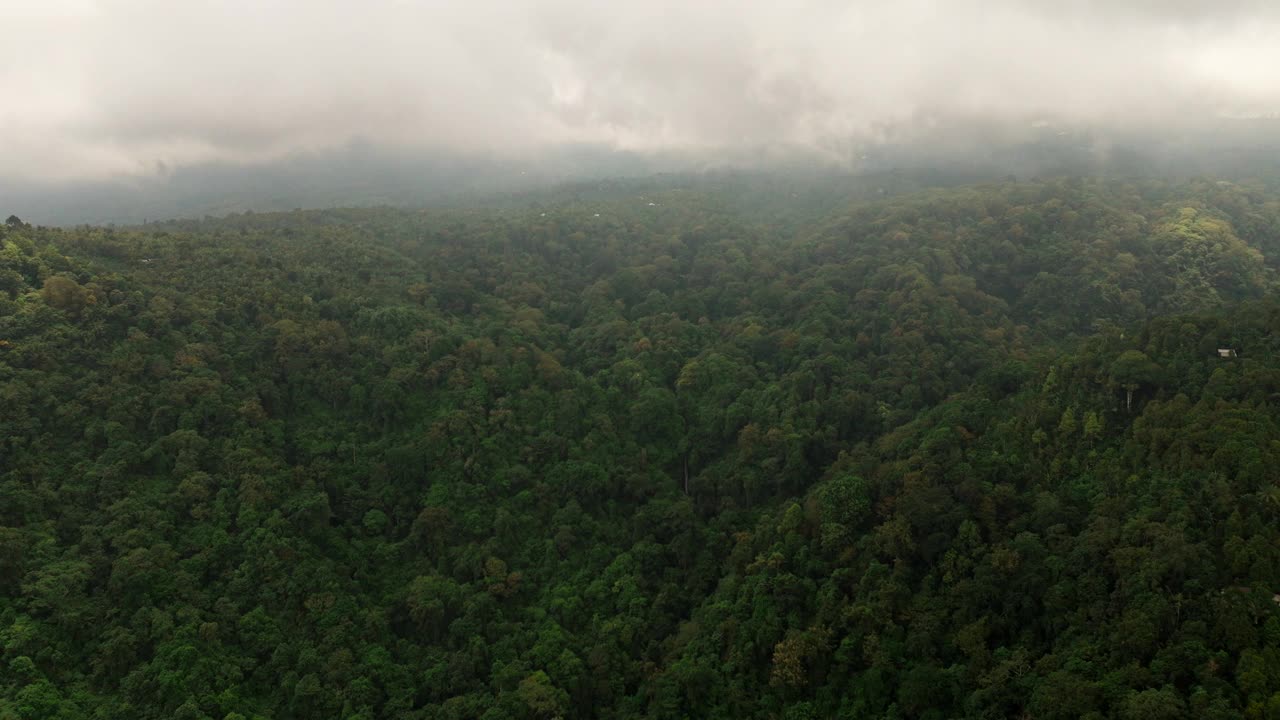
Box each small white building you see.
[1218,348,1237,358]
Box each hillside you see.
[3,177,1280,719]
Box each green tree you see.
[1110,350,1163,412]
[1058,407,1077,437]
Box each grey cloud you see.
[2,0,1279,182]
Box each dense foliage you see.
[4,177,1280,719]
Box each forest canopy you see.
[4,175,1280,719]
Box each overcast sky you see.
[3,0,1279,183]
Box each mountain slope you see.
[2,177,1280,719]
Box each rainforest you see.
[4,175,1280,719]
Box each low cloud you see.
[3,0,1280,182]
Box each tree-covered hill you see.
[3,177,1280,719]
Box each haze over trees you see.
[8,0,1280,715]
[3,174,1280,718]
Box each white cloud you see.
[2,0,1279,181]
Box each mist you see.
[5,0,1280,222]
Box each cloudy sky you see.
[3,0,1279,182]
